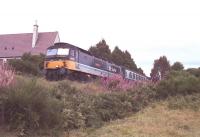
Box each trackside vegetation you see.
[0,62,200,136]
[8,53,45,76]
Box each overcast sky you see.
[0,0,200,76]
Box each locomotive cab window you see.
[46,48,69,56]
[57,48,69,55]
[46,49,57,56]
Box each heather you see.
[101,75,150,92]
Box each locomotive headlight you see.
[56,65,59,68]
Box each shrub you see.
[9,53,45,76]
[2,78,63,131]
[55,80,155,128]
[156,71,200,99]
[55,81,103,128]
[93,93,133,121]
[126,83,157,111]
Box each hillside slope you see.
[1,101,200,137]
[70,101,200,137]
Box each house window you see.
[4,47,7,50]
[12,47,14,50]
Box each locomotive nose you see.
[45,61,64,69]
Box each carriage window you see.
[129,72,132,78]
[108,65,118,73]
[133,73,135,79]
[125,71,127,77]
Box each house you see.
[0,23,60,64]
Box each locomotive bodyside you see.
[44,42,148,81]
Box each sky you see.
[0,0,200,76]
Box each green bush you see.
[2,78,63,130]
[55,81,103,128]
[156,71,200,99]
[9,53,45,76]
[93,93,132,122]
[127,84,157,111]
[55,81,156,128]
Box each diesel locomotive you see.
[44,42,147,81]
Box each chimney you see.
[32,20,39,48]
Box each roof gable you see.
[0,32,59,58]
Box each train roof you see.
[48,42,91,55]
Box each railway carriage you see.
[44,42,147,81]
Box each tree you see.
[88,39,111,61]
[137,67,144,75]
[89,40,145,75]
[123,50,138,72]
[111,47,138,72]
[111,46,124,65]
[150,56,170,81]
[171,61,184,71]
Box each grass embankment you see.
[69,98,200,137]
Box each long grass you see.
[68,100,200,137]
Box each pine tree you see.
[89,40,145,75]
[111,46,124,65]
[123,50,137,72]
[88,39,111,61]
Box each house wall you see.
[0,59,3,64]
[0,57,21,65]
[0,58,7,64]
